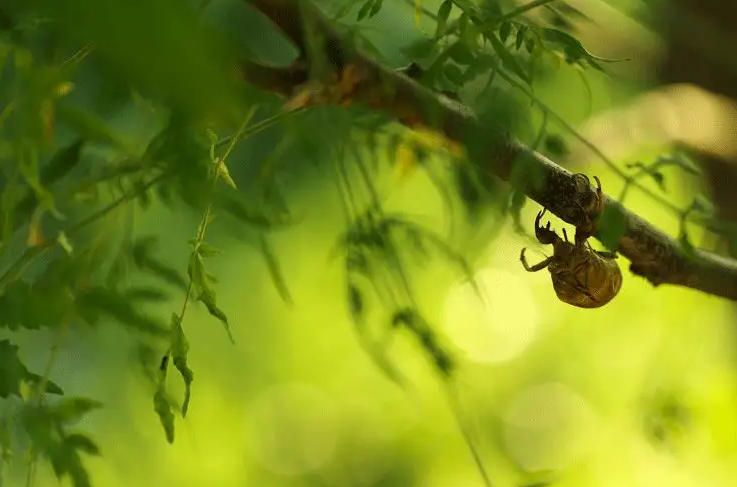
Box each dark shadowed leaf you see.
[49,397,104,424]
[76,286,169,336]
[64,434,101,456]
[0,339,63,398]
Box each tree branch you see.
[242,0,737,302]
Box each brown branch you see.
[238,59,308,96]
[242,0,737,302]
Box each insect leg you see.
[520,248,554,272]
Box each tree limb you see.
[242,0,737,302]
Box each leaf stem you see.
[0,173,167,292]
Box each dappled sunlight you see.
[502,382,598,472]
[443,267,540,364]
[6,2,737,487]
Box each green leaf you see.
[400,38,438,61]
[597,206,628,251]
[435,0,453,38]
[347,283,364,323]
[690,194,715,215]
[154,387,175,444]
[486,32,531,84]
[260,234,293,305]
[447,41,475,65]
[20,402,96,487]
[0,339,63,398]
[64,434,101,456]
[443,63,465,86]
[55,103,136,155]
[540,28,615,70]
[198,287,234,343]
[50,397,104,424]
[369,0,383,17]
[357,0,373,20]
[499,21,512,43]
[75,286,169,336]
[195,241,220,258]
[123,286,170,303]
[543,134,569,157]
[131,237,189,291]
[679,230,696,256]
[169,314,193,417]
[0,279,72,331]
[650,170,666,190]
[515,26,527,50]
[34,0,245,122]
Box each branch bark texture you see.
[242,0,737,302]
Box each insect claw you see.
[534,209,560,245]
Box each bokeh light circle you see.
[502,382,598,472]
[443,267,540,364]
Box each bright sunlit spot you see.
[502,382,598,472]
[246,383,338,476]
[442,267,540,364]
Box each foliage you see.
[0,0,728,486]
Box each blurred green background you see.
[2,0,737,486]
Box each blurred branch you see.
[238,59,308,96]
[242,0,737,302]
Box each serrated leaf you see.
[154,387,175,444]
